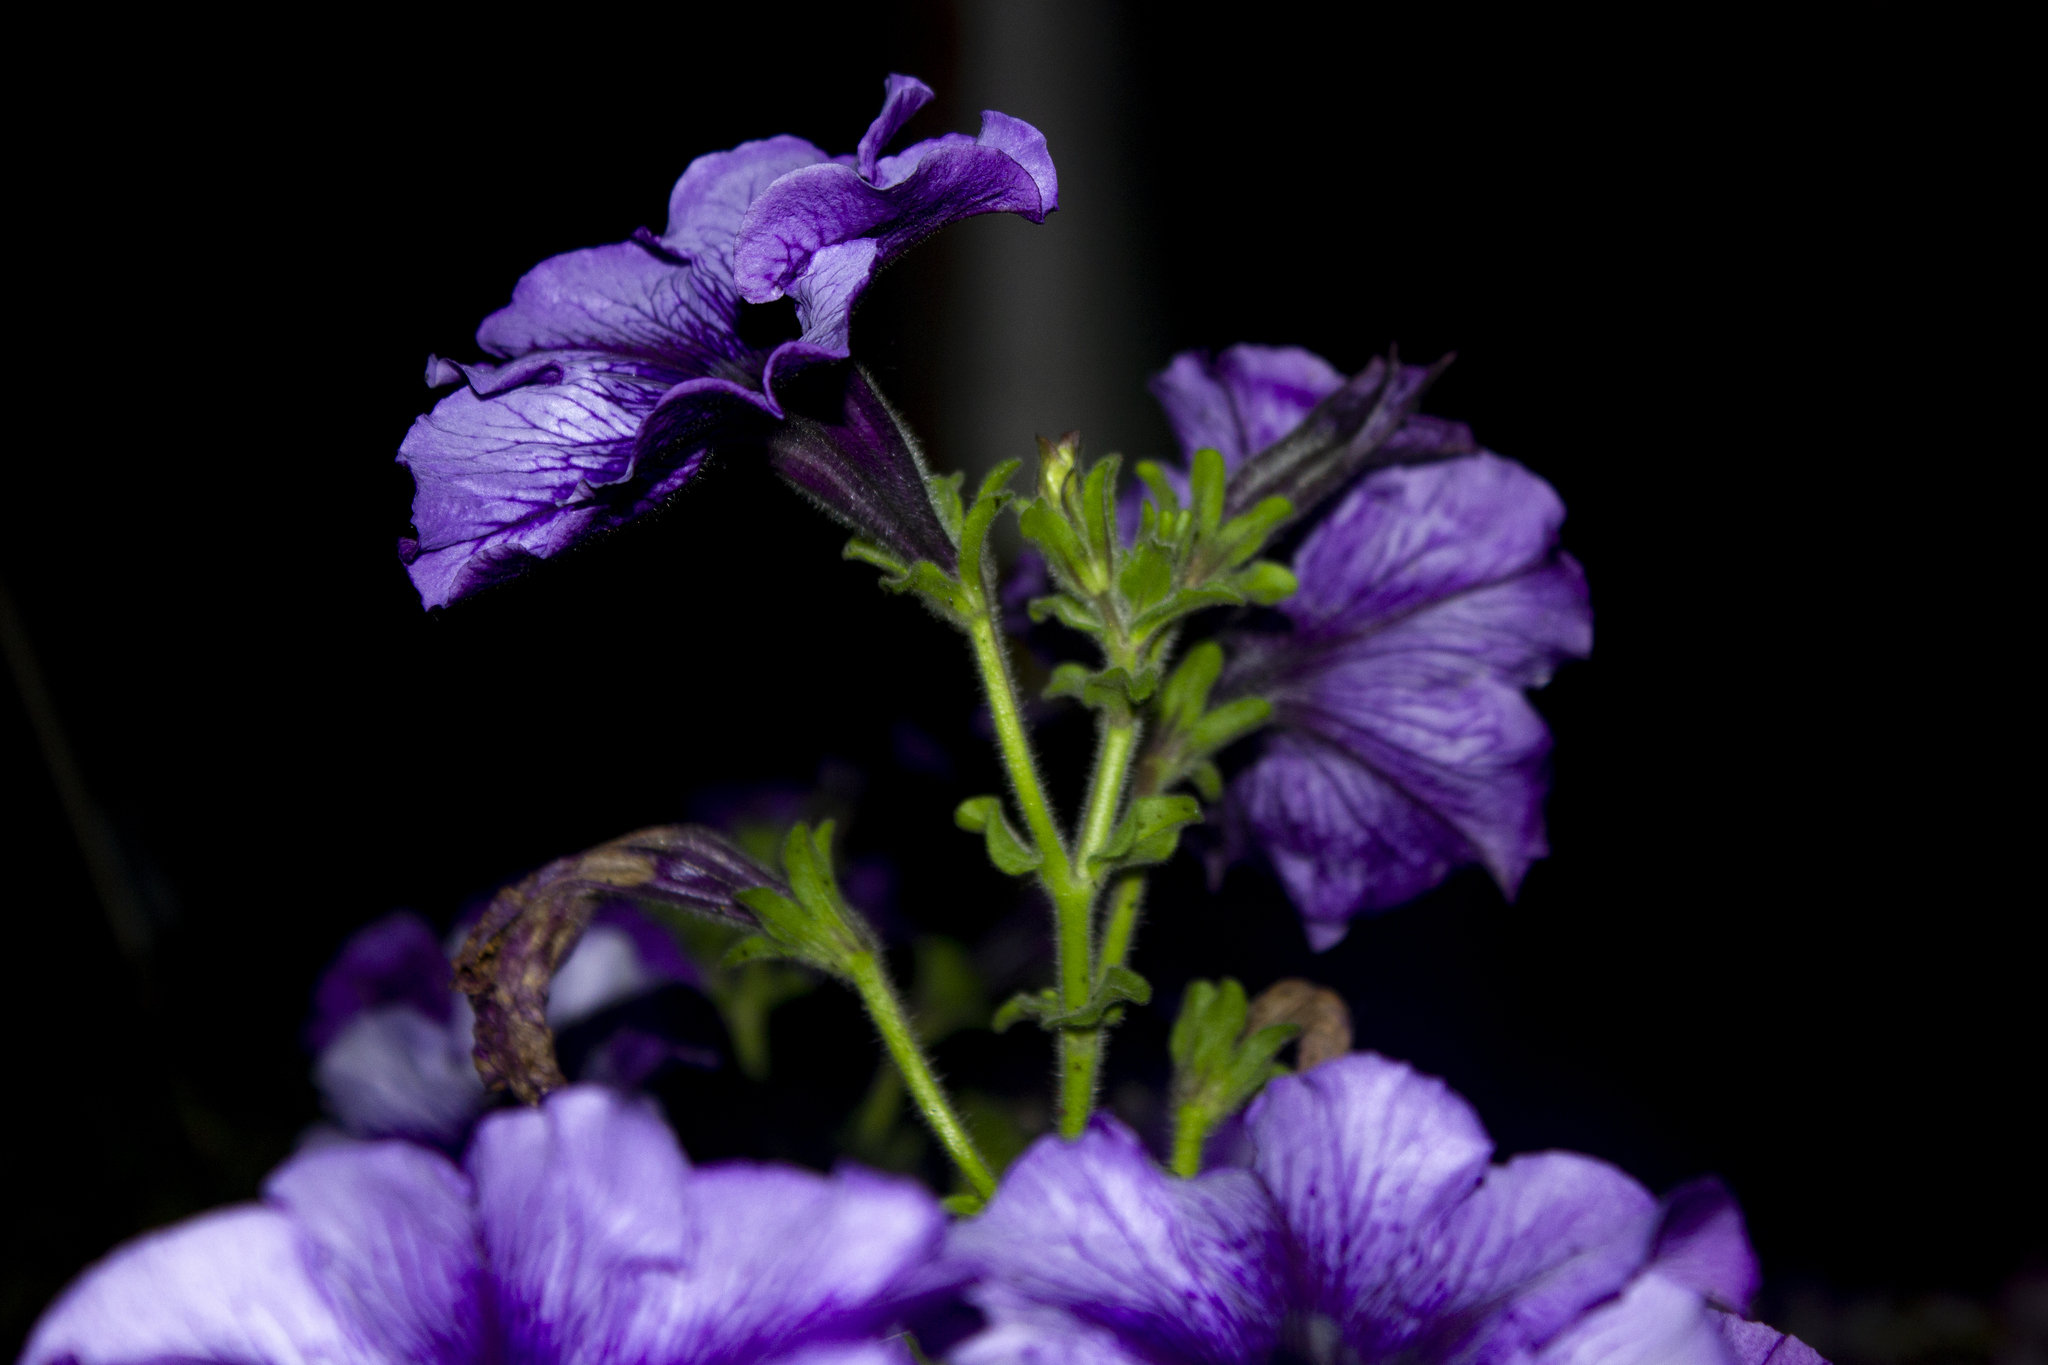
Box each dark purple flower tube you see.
[944,1051,1826,1365]
[1148,344,1592,948]
[397,75,1054,608]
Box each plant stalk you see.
[847,951,995,1198]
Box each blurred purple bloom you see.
[946,1052,1821,1365]
[309,908,697,1146]
[1149,345,1591,949]
[26,1086,943,1365]
[398,75,1055,608]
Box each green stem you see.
[966,613,1073,887]
[1077,720,1139,863]
[847,951,995,1197]
[1169,1101,1208,1177]
[1098,873,1145,971]
[1058,714,1143,1130]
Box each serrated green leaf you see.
[954,796,1042,875]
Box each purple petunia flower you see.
[1149,345,1592,949]
[25,1086,945,1365]
[944,1051,1823,1365]
[398,74,1056,608]
[308,908,700,1146]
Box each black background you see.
[4,4,2034,1355]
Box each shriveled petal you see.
[314,1004,486,1143]
[397,353,759,608]
[856,74,936,184]
[1713,1311,1829,1365]
[1148,345,1347,468]
[309,910,454,1050]
[1535,1272,1737,1365]
[1246,1053,1494,1328]
[950,1115,1285,1363]
[1283,454,1571,640]
[473,240,745,371]
[662,134,831,287]
[733,111,1056,352]
[473,1087,942,1365]
[264,1141,485,1365]
[22,1207,379,1365]
[1654,1179,1763,1314]
[1366,1152,1659,1363]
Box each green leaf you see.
[1089,794,1202,877]
[991,966,1153,1034]
[1026,594,1105,637]
[958,459,1020,594]
[1232,560,1299,606]
[721,933,783,967]
[1206,496,1293,571]
[1159,641,1224,732]
[927,470,966,544]
[941,1192,986,1216]
[1018,498,1097,593]
[1186,696,1273,758]
[726,822,873,976]
[1190,447,1226,537]
[843,538,911,577]
[1129,585,1244,641]
[1167,977,1302,1175]
[1118,541,1175,612]
[1135,459,1182,519]
[954,796,1043,875]
[1043,662,1093,700]
[1190,760,1224,802]
[1078,455,1121,565]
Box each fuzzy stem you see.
[1098,873,1146,972]
[847,951,995,1197]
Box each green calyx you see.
[728,820,875,978]
[1167,977,1300,1177]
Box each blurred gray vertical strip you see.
[1,576,152,969]
[944,0,1164,484]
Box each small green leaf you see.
[1187,696,1273,758]
[1232,560,1298,606]
[1135,459,1182,519]
[1026,594,1105,636]
[1118,541,1175,612]
[1018,498,1098,593]
[1191,760,1224,802]
[954,796,1043,875]
[1130,585,1244,641]
[843,538,911,576]
[991,987,1060,1034]
[1089,795,1202,877]
[1159,641,1224,732]
[1078,455,1120,564]
[1167,977,1302,1176]
[927,470,966,544]
[958,459,1021,593]
[941,1192,986,1216]
[1207,496,1293,570]
[1190,447,1227,537]
[1043,662,1093,700]
[992,969,1152,1034]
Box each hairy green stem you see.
[1057,715,1142,1129]
[847,951,995,1197]
[1169,1101,1208,1177]
[1098,873,1145,972]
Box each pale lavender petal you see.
[263,1141,484,1365]
[1368,1152,1659,1362]
[21,1206,377,1365]
[1714,1311,1830,1365]
[314,1004,486,1144]
[545,906,698,1031]
[662,134,831,286]
[472,240,742,370]
[1348,553,1593,690]
[1246,1053,1494,1329]
[472,1087,942,1364]
[950,1289,1156,1365]
[309,910,453,1050]
[1148,346,1348,469]
[856,74,936,183]
[1654,1179,1762,1314]
[1283,454,1570,640]
[950,1115,1285,1363]
[733,111,1055,352]
[1535,1272,1737,1365]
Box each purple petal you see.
[1246,1053,1494,1327]
[662,134,831,287]
[309,910,453,1050]
[1282,454,1573,640]
[950,1289,1158,1365]
[950,1114,1286,1363]
[472,239,744,369]
[856,74,936,183]
[397,352,754,608]
[1654,1179,1763,1314]
[313,1003,485,1144]
[1378,1152,1660,1362]
[1534,1272,1738,1365]
[472,1087,943,1362]
[263,1141,484,1364]
[1713,1310,1830,1365]
[1148,345,1348,469]
[21,1206,372,1365]
[733,111,1056,352]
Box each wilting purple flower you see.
[1149,345,1591,948]
[26,1086,943,1365]
[309,908,699,1146]
[398,75,1056,608]
[945,1051,1822,1365]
